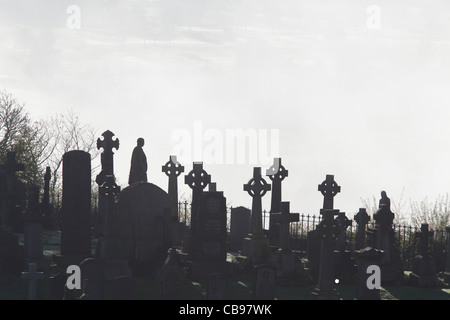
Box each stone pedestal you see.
[354,247,384,300]
[410,255,439,287]
[334,250,357,284]
[0,227,24,276]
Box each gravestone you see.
[159,248,185,300]
[308,175,341,283]
[252,264,276,300]
[410,223,438,287]
[21,263,44,300]
[42,167,55,230]
[370,191,402,284]
[48,272,67,300]
[23,184,45,270]
[354,247,385,300]
[207,273,227,300]
[242,167,271,266]
[97,175,130,280]
[271,201,298,253]
[189,183,229,280]
[354,208,370,250]
[61,150,92,257]
[162,155,185,246]
[0,150,26,233]
[311,175,341,300]
[266,158,288,245]
[229,206,251,252]
[184,162,211,255]
[113,276,136,300]
[80,258,105,300]
[95,130,120,240]
[115,181,171,276]
[334,211,356,283]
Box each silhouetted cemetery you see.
[2,130,450,300]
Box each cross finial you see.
[318,174,341,210]
[184,162,211,191]
[162,155,184,178]
[244,167,271,198]
[266,158,288,182]
[97,130,119,154]
[354,208,370,225]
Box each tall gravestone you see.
[354,208,370,250]
[410,223,438,287]
[354,247,384,300]
[0,151,25,233]
[61,150,92,257]
[184,162,211,256]
[334,211,356,283]
[160,248,185,300]
[242,167,271,266]
[95,130,119,239]
[267,202,308,280]
[162,155,184,246]
[23,184,45,270]
[369,191,403,284]
[207,273,228,300]
[42,167,55,230]
[266,158,288,246]
[252,264,276,300]
[311,175,341,300]
[189,183,228,280]
[229,206,251,252]
[80,258,105,300]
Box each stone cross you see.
[95,130,119,186]
[184,162,210,232]
[162,155,184,220]
[22,263,44,300]
[266,158,288,243]
[354,208,370,250]
[416,223,434,258]
[335,211,352,252]
[266,158,288,213]
[318,174,341,210]
[270,201,299,252]
[313,208,340,297]
[244,167,271,237]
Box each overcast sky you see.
[1,0,450,220]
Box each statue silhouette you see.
[128,138,148,185]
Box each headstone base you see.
[333,250,357,284]
[409,272,439,287]
[0,228,24,275]
[188,261,232,282]
[310,287,341,300]
[440,271,450,282]
[267,250,313,286]
[380,265,403,285]
[102,259,132,280]
[409,255,437,287]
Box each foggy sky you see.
[1,0,450,220]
